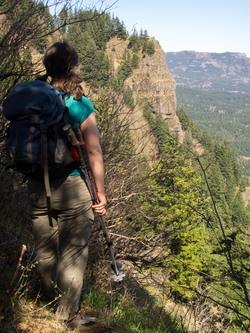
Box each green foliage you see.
[63,10,156,90]
[177,109,202,141]
[165,224,210,299]
[131,53,140,69]
[140,104,209,299]
[142,39,155,57]
[176,109,190,131]
[58,6,68,34]
[115,49,132,90]
[111,15,127,40]
[178,107,250,326]
[179,111,246,240]
[68,24,112,88]
[128,31,139,49]
[146,40,155,56]
[67,24,87,62]
[145,149,208,298]
[82,284,187,332]
[140,29,149,40]
[143,103,171,153]
[128,29,155,56]
[232,191,250,228]
[123,86,135,109]
[65,10,146,89]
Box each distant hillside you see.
[165,51,250,93]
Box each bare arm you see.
[80,112,106,215]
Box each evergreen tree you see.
[104,13,116,39]
[201,128,214,150]
[79,37,97,84]
[117,49,132,84]
[123,86,135,109]
[232,191,249,228]
[111,16,127,39]
[128,31,139,49]
[147,40,155,56]
[143,104,171,153]
[176,109,190,131]
[178,107,250,324]
[96,51,112,87]
[140,29,149,40]
[142,40,148,56]
[58,6,68,34]
[90,12,109,49]
[136,137,207,299]
[67,24,87,63]
[131,53,140,69]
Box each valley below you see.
[165,51,250,176]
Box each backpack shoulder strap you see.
[61,93,70,125]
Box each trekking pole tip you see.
[109,262,126,282]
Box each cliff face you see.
[106,38,183,146]
[128,40,176,117]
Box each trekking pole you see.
[63,123,125,282]
[72,123,125,282]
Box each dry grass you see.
[0,297,116,333]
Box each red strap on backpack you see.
[71,146,79,161]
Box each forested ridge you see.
[0,1,250,332]
[176,86,250,176]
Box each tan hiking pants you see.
[28,175,94,320]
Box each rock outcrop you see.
[128,40,176,118]
[106,37,184,158]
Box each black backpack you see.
[3,81,79,212]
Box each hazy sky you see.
[108,0,250,57]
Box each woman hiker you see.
[28,41,106,330]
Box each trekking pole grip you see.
[73,123,84,146]
[63,124,79,147]
[63,124,87,170]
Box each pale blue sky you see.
[108,0,250,57]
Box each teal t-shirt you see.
[66,94,94,126]
[65,95,95,176]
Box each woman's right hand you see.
[92,192,106,216]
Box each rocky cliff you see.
[106,38,183,159]
[128,40,176,117]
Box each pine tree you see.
[58,6,68,34]
[117,49,132,85]
[176,109,190,131]
[147,40,155,56]
[67,24,87,63]
[128,31,139,49]
[123,86,135,108]
[131,53,140,69]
